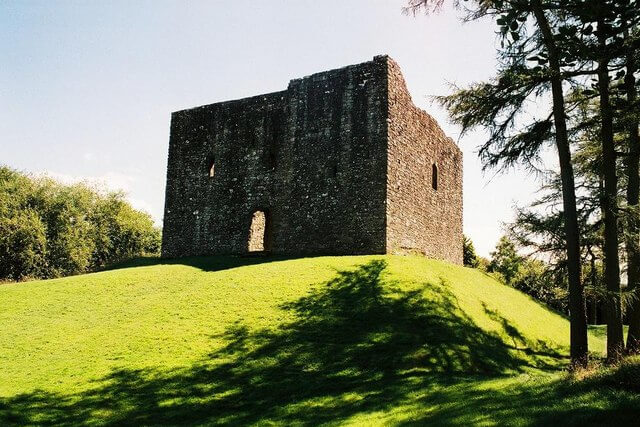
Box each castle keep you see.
[162,55,463,264]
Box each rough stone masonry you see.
[162,55,463,264]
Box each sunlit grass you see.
[1,255,637,425]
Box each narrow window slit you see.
[432,164,438,190]
[209,158,216,177]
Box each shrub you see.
[0,209,47,280]
[487,235,567,313]
[488,236,523,284]
[463,235,480,268]
[0,165,161,281]
[511,259,568,313]
[573,356,640,393]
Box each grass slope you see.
[0,255,638,425]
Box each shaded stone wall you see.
[385,58,463,264]
[162,91,287,256]
[162,57,388,257]
[162,55,463,263]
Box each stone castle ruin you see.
[162,55,463,264]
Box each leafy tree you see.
[476,256,491,272]
[552,0,640,359]
[408,0,640,362]
[615,0,640,354]
[508,166,605,323]
[0,209,47,281]
[581,0,625,361]
[89,193,161,270]
[406,0,591,366]
[512,259,569,313]
[39,181,97,276]
[484,235,568,312]
[463,235,480,267]
[0,165,161,281]
[489,236,524,284]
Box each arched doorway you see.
[248,209,272,252]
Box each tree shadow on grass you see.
[401,373,640,426]
[2,260,635,425]
[103,253,305,273]
[481,302,566,360]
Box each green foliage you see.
[0,209,47,281]
[489,236,524,284]
[0,165,160,281]
[463,235,480,267]
[512,258,569,314]
[572,354,640,393]
[487,235,569,313]
[0,255,623,425]
[89,193,161,270]
[477,255,491,272]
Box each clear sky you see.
[0,0,544,257]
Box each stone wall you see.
[162,91,287,256]
[162,57,388,257]
[162,55,463,264]
[385,57,463,264]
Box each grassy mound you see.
[1,255,638,425]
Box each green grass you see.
[1,255,638,425]
[588,324,629,340]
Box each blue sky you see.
[1,0,544,256]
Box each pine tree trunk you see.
[532,1,589,367]
[625,35,640,354]
[589,248,598,324]
[597,21,624,362]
